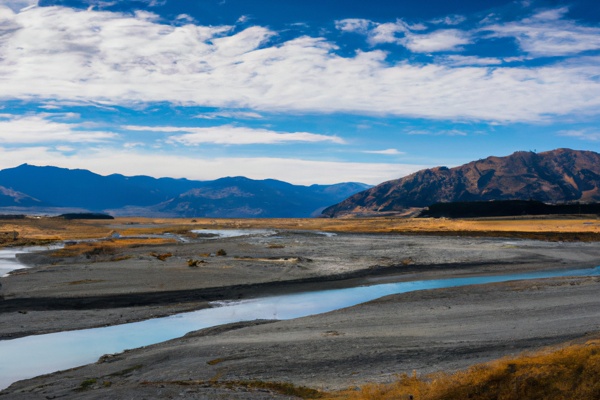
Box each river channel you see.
[1,244,600,390]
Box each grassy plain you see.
[1,215,599,247]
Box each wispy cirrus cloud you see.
[484,7,600,57]
[436,55,503,66]
[363,148,405,155]
[0,114,117,144]
[124,125,345,145]
[431,15,467,26]
[558,129,600,141]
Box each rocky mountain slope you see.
[322,149,600,217]
[0,164,369,218]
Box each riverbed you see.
[2,232,600,397]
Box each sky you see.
[0,0,599,185]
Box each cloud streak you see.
[363,148,405,155]
[125,125,345,145]
[484,8,600,57]
[558,129,600,141]
[0,114,117,144]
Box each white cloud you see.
[236,15,250,24]
[438,55,503,66]
[363,148,405,155]
[55,145,75,152]
[124,124,345,145]
[175,14,195,24]
[558,129,600,141]
[337,18,471,52]
[0,6,598,122]
[0,114,117,143]
[484,8,600,57]
[402,29,471,53]
[431,15,467,26]
[0,146,424,185]
[335,18,373,34]
[529,7,569,22]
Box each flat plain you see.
[1,216,600,399]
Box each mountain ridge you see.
[322,148,600,218]
[0,164,370,218]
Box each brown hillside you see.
[322,149,600,217]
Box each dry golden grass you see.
[93,215,600,236]
[1,215,600,248]
[51,238,176,258]
[330,339,600,400]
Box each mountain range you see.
[0,164,370,218]
[322,148,600,217]
[3,148,599,219]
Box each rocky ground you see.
[1,230,600,398]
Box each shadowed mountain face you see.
[0,164,370,217]
[158,178,372,218]
[322,149,600,217]
[0,164,199,210]
[0,186,45,207]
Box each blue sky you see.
[0,0,599,184]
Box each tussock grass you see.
[2,216,600,247]
[104,216,600,242]
[75,378,97,392]
[51,238,175,258]
[331,340,600,400]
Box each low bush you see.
[332,340,600,400]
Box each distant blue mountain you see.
[158,176,371,218]
[0,164,199,210]
[0,164,370,217]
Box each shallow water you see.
[1,265,599,390]
[191,228,278,238]
[0,245,63,277]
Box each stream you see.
[1,244,600,390]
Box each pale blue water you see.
[0,245,63,277]
[1,265,599,389]
[191,229,277,238]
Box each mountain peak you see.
[322,148,600,218]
